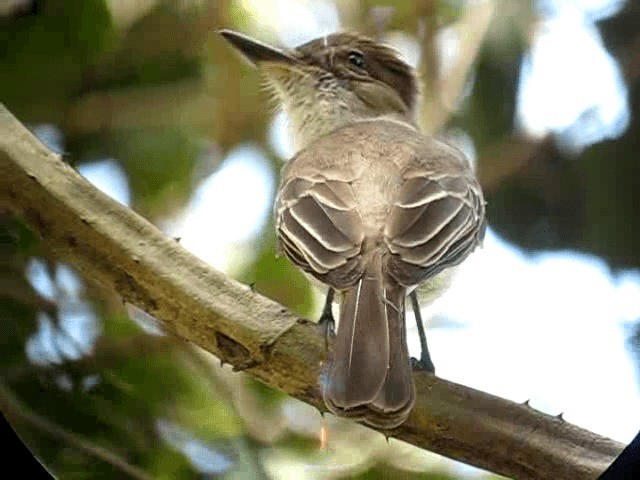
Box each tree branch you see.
[0,104,623,479]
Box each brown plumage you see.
[276,119,484,427]
[292,33,420,117]
[220,30,486,429]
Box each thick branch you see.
[0,104,623,479]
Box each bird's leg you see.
[318,288,335,351]
[410,290,435,373]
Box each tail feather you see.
[323,253,415,428]
[325,256,389,409]
[370,284,414,415]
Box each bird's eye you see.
[347,51,367,70]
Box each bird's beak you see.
[218,29,297,68]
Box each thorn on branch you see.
[231,360,258,372]
[215,332,254,371]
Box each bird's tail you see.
[322,253,415,429]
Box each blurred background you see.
[1,0,640,478]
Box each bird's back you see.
[276,119,485,290]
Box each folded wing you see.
[385,163,486,286]
[275,175,365,289]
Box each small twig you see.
[417,1,495,134]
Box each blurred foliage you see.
[67,128,208,219]
[1,0,639,478]
[351,467,500,480]
[0,217,265,478]
[0,0,114,101]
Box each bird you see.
[220,29,486,429]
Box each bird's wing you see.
[275,165,365,289]
[384,141,486,285]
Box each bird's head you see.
[220,30,420,150]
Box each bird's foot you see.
[411,355,435,374]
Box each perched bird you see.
[220,30,486,429]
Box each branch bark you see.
[0,104,624,479]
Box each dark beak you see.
[218,29,297,67]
